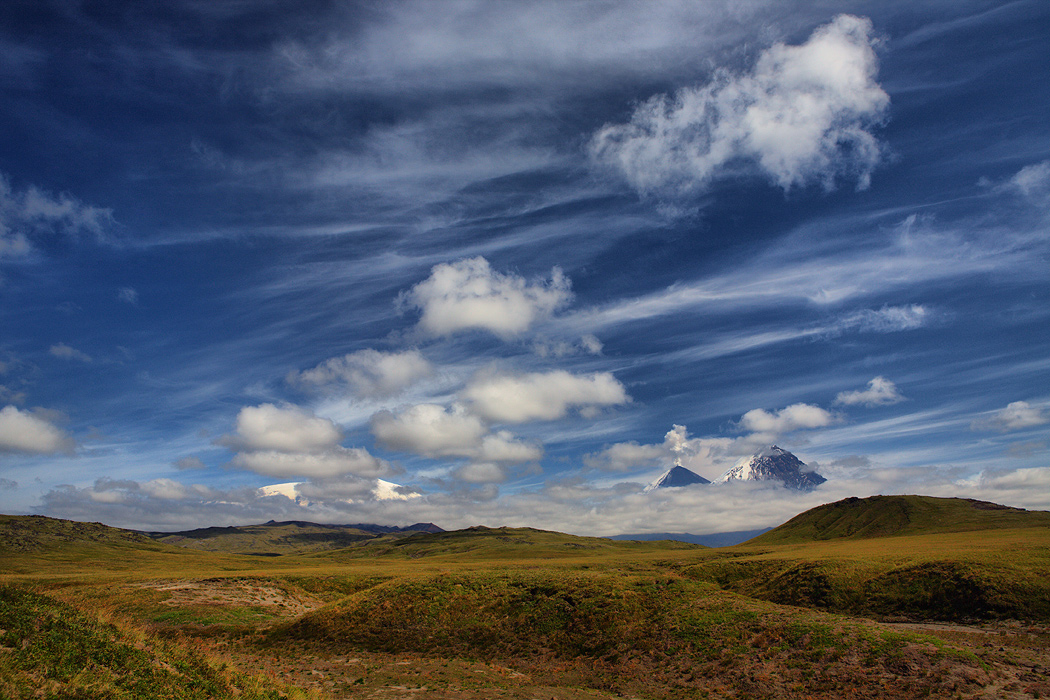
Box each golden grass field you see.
[2,496,1049,699]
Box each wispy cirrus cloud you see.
[1000,160,1050,207]
[49,343,92,363]
[0,171,114,257]
[561,212,1043,336]
[272,1,778,95]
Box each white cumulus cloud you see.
[218,402,390,480]
[738,403,838,438]
[835,376,905,407]
[0,405,75,455]
[452,462,508,484]
[461,370,629,424]
[591,14,888,195]
[370,403,541,463]
[289,348,433,398]
[972,401,1049,433]
[220,403,343,453]
[140,478,213,501]
[400,256,572,339]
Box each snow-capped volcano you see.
[643,464,711,493]
[716,446,826,491]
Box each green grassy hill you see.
[682,496,1050,621]
[748,495,1050,544]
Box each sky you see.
[0,0,1048,536]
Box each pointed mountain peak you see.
[643,464,711,493]
[716,446,826,491]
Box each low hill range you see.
[646,445,826,492]
[147,519,444,555]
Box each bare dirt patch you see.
[133,578,324,617]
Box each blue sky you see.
[0,0,1047,534]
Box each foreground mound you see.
[750,495,1050,544]
[268,570,1002,698]
[0,586,304,699]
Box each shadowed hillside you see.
[748,495,1050,544]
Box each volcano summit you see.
[717,446,826,491]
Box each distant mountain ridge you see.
[257,520,444,535]
[609,528,773,547]
[146,520,444,555]
[644,446,826,492]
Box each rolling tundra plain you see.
[2,495,1050,700]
